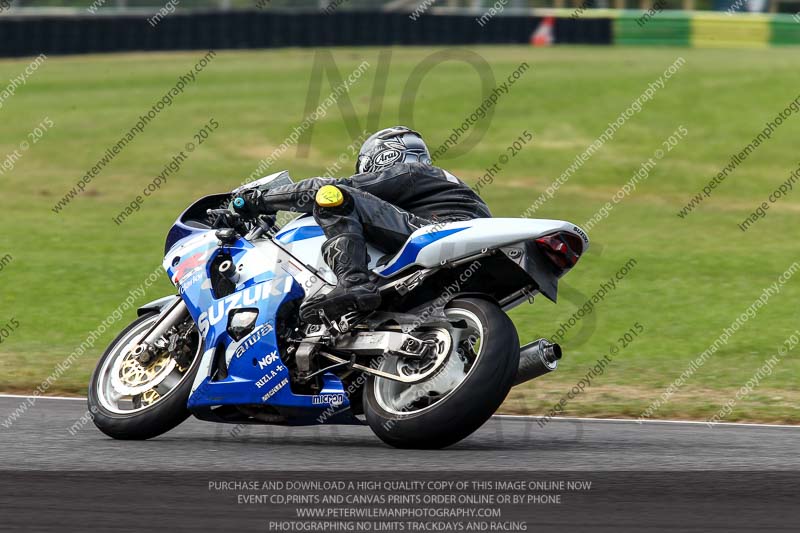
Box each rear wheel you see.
[363,298,519,449]
[87,312,203,440]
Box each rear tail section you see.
[373,218,589,280]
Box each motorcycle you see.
[88,171,588,449]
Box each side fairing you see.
[162,228,350,414]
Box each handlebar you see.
[206,195,276,242]
[230,190,263,219]
[206,208,242,228]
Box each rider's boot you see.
[299,233,381,324]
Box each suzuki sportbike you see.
[89,171,589,448]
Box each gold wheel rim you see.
[139,388,161,407]
[118,351,172,388]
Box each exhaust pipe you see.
[513,338,562,386]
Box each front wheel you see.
[363,298,520,449]
[87,311,203,440]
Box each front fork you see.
[130,297,189,364]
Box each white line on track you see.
[495,414,800,429]
[0,394,85,401]
[1,394,797,429]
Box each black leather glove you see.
[230,189,273,219]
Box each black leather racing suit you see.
[260,162,492,255]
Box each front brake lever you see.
[206,208,243,229]
[206,209,249,246]
[206,208,228,228]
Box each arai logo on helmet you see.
[372,148,402,168]
[370,138,406,171]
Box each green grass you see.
[1,46,798,423]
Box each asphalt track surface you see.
[1,395,799,471]
[0,397,800,471]
[2,395,799,532]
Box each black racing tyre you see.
[363,297,520,449]
[87,312,203,440]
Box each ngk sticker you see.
[257,351,280,370]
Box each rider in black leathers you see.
[237,126,491,324]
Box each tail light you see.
[535,232,583,270]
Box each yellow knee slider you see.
[316,185,344,207]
